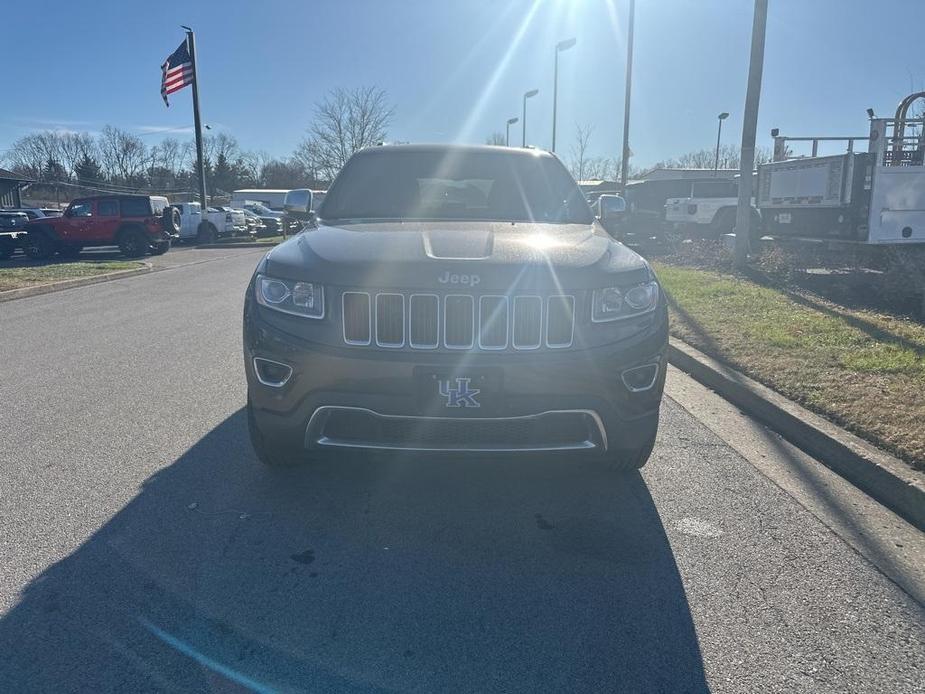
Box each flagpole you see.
[182,26,208,209]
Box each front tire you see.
[24,231,56,260]
[247,398,307,468]
[710,208,737,238]
[0,238,15,260]
[606,427,658,473]
[150,241,170,256]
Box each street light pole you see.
[714,112,729,174]
[552,37,576,153]
[522,89,538,147]
[506,117,519,147]
[619,0,635,194]
[734,0,768,269]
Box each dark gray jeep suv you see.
[243,144,667,470]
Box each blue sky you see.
[4,0,925,168]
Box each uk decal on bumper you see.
[438,377,481,408]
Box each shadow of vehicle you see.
[0,409,708,693]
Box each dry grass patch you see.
[653,262,925,471]
[0,261,142,292]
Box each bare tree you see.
[568,123,594,181]
[149,137,187,177]
[301,86,394,180]
[98,125,148,184]
[292,140,322,184]
[485,132,506,146]
[58,133,96,178]
[4,132,63,179]
[582,156,615,181]
[656,145,772,171]
[202,132,241,166]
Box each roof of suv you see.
[70,194,165,202]
[355,143,556,159]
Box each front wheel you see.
[247,398,309,468]
[605,427,658,473]
[710,209,737,238]
[0,238,15,260]
[150,241,170,256]
[24,232,56,260]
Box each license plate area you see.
[414,367,503,415]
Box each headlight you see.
[255,274,324,319]
[592,280,659,322]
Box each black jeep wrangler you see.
[243,144,667,470]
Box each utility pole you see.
[734,0,768,269]
[619,0,635,193]
[183,26,208,210]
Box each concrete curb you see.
[668,337,925,531]
[0,264,152,303]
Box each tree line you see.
[489,122,774,182]
[2,86,394,197]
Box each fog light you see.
[621,363,659,392]
[253,357,293,387]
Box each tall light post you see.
[552,37,576,152]
[734,0,768,269]
[522,89,539,147]
[714,112,729,174]
[506,117,519,146]
[619,0,635,193]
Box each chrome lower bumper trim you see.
[304,406,608,453]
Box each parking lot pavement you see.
[83,243,269,269]
[0,251,922,693]
[0,243,268,274]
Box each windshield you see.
[320,149,592,224]
[248,203,273,215]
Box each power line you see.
[32,179,196,195]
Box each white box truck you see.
[757,114,925,246]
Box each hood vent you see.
[423,230,493,260]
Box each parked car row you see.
[1,195,176,260]
[584,178,761,248]
[231,188,328,233]
[1,188,323,261]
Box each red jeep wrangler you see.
[22,195,181,259]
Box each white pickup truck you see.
[212,206,248,235]
[171,202,244,243]
[664,178,759,238]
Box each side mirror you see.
[284,189,313,216]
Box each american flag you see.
[160,38,194,106]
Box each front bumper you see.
[244,302,667,455]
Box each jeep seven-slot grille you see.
[341,291,575,350]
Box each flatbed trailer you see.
[758,113,925,246]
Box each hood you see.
[263,221,651,292]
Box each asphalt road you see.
[0,247,922,693]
